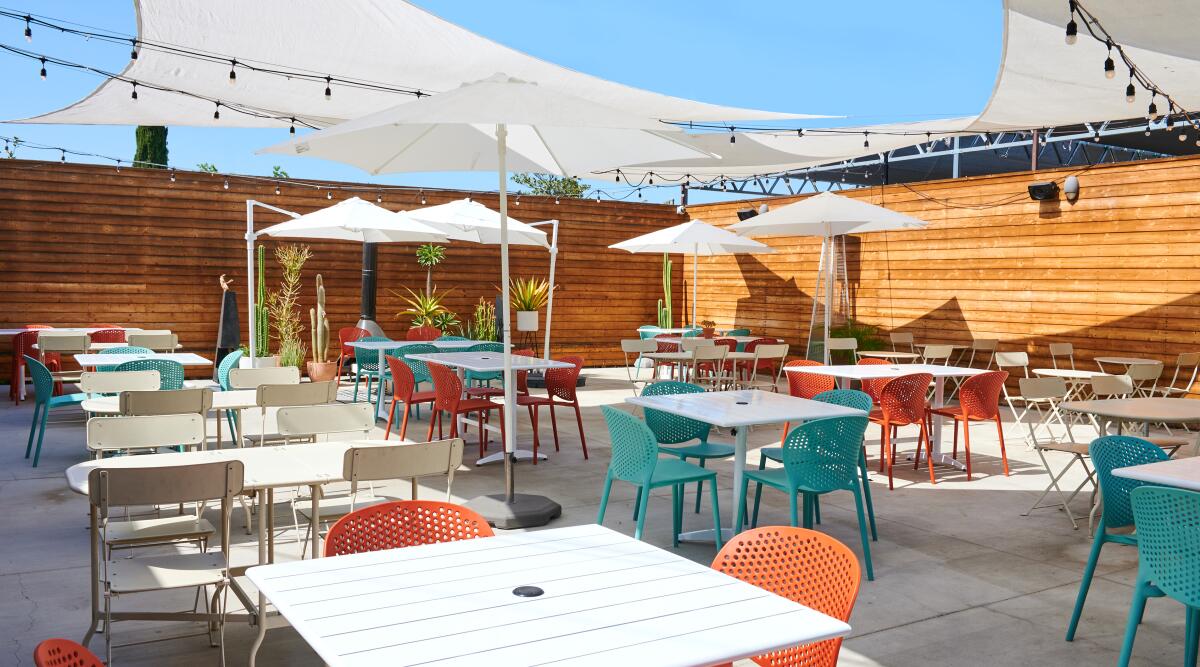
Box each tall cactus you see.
[254,245,270,357]
[309,274,330,363]
[657,253,673,328]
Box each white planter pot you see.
[239,355,279,368]
[516,310,539,332]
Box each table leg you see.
[249,488,269,667]
[678,425,743,544]
[916,377,967,470]
[374,349,387,420]
[83,504,100,646]
[310,484,322,559]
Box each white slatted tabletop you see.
[74,352,212,367]
[246,524,850,667]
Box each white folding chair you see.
[691,345,731,391]
[1018,377,1094,529]
[1161,352,1200,397]
[963,339,998,368]
[890,331,915,353]
[826,337,857,363]
[744,343,789,391]
[1049,342,1077,370]
[125,330,178,352]
[621,339,658,395]
[1127,361,1163,398]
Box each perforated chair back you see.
[725,328,752,337]
[120,388,213,416]
[711,526,861,667]
[1089,435,1169,530]
[428,362,465,412]
[856,357,889,403]
[87,328,126,344]
[22,355,55,404]
[877,373,934,424]
[1018,376,1069,401]
[387,355,419,403]
[640,381,711,445]
[398,343,438,384]
[784,360,836,399]
[956,371,1009,419]
[33,638,105,667]
[406,326,441,341]
[79,370,160,395]
[813,388,873,413]
[436,335,470,341]
[600,405,659,486]
[227,366,301,389]
[99,346,152,355]
[216,350,244,390]
[113,359,184,390]
[257,381,338,408]
[342,438,465,496]
[1129,486,1200,609]
[277,403,374,440]
[351,336,391,372]
[780,415,871,493]
[339,326,371,355]
[324,500,492,557]
[87,413,206,455]
[125,331,177,352]
[1090,374,1134,398]
[546,356,584,402]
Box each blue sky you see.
[0,1,1002,203]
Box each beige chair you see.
[679,337,715,352]
[226,366,301,389]
[1090,374,1134,399]
[964,339,998,368]
[292,439,466,557]
[744,343,790,390]
[125,330,178,352]
[1161,352,1200,397]
[690,344,730,391]
[620,339,658,395]
[79,370,160,397]
[890,332,915,353]
[995,352,1051,431]
[85,460,243,664]
[119,387,214,418]
[826,337,857,363]
[86,413,206,458]
[1049,342,1077,370]
[1127,361,1164,398]
[38,332,90,383]
[1018,377,1093,529]
[921,344,955,365]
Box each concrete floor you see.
[0,368,1191,666]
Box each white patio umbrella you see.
[609,219,772,327]
[405,198,549,247]
[258,73,713,525]
[245,197,449,362]
[729,192,928,362]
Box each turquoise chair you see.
[113,359,184,390]
[682,328,701,338]
[351,336,390,402]
[743,414,875,580]
[216,350,244,435]
[637,325,658,341]
[757,388,877,541]
[725,328,752,351]
[23,355,85,467]
[640,381,734,514]
[465,342,504,388]
[1120,486,1200,666]
[597,405,723,548]
[436,335,470,341]
[94,346,153,371]
[1066,435,1169,641]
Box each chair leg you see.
[548,404,561,452]
[962,418,973,481]
[919,419,936,484]
[779,421,790,446]
[671,484,681,547]
[426,409,436,441]
[852,486,875,581]
[385,398,398,439]
[573,403,588,460]
[708,477,723,549]
[694,458,706,514]
[1186,606,1200,667]
[813,495,821,525]
[25,401,42,459]
[789,491,800,528]
[751,481,764,528]
[1066,531,1108,640]
[530,405,540,464]
[882,423,895,490]
[632,487,642,521]
[32,405,49,468]
[859,447,878,541]
[399,405,411,441]
[352,373,361,402]
[996,415,1010,476]
[596,477,613,525]
[951,417,959,459]
[633,483,650,541]
[1117,577,1153,667]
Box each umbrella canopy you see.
[257,196,449,243]
[729,191,928,238]
[406,198,549,247]
[258,73,712,176]
[610,219,772,327]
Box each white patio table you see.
[1113,456,1200,491]
[638,327,697,335]
[856,350,922,361]
[626,389,864,542]
[8,327,144,400]
[66,440,399,659]
[1094,356,1159,373]
[346,339,497,418]
[406,351,574,464]
[74,352,212,367]
[245,523,851,667]
[1060,397,1200,437]
[34,341,181,352]
[658,335,780,347]
[787,363,985,469]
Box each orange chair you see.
[34,639,104,667]
[778,359,836,444]
[334,326,370,380]
[324,500,494,557]
[872,373,935,489]
[518,356,589,462]
[927,370,1010,480]
[652,333,682,380]
[856,357,889,406]
[710,526,861,667]
[11,327,61,404]
[87,328,125,343]
[384,355,437,440]
[427,361,506,458]
[406,325,441,341]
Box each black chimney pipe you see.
[360,242,378,321]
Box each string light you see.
[59,149,64,163]
[228,60,237,84]
[130,81,137,101]
[223,178,229,189]
[729,127,736,144]
[554,196,560,205]
[324,76,332,100]
[23,14,30,42]
[514,195,520,206]
[1148,94,1158,119]
[1103,40,1115,78]
[38,56,45,79]
[169,169,176,183]
[326,190,333,199]
[1064,1,1078,44]
[274,185,281,195]
[1145,121,1152,136]
[289,117,296,134]
[1092,129,1101,142]
[615,170,622,183]
[648,173,654,185]
[796,129,803,137]
[213,101,220,120]
[863,132,870,149]
[115,159,120,173]
[1125,69,1136,102]
[129,39,138,60]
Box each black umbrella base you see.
[467,493,562,529]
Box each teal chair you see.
[114,359,184,390]
[597,405,723,548]
[94,346,153,371]
[23,355,85,467]
[436,335,470,341]
[637,325,658,341]
[743,414,875,580]
[757,388,877,541]
[640,381,734,514]
[465,342,504,389]
[1120,486,1200,666]
[1066,435,1170,641]
[216,350,244,435]
[351,336,390,402]
[725,328,752,351]
[682,328,701,338]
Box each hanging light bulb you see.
[1126,71,1136,102]
[514,196,520,206]
[324,76,332,100]
[115,160,121,173]
[130,39,138,60]
[1145,121,1152,136]
[38,57,46,80]
[1065,1,1078,44]
[420,191,427,205]
[213,102,221,120]
[595,193,601,202]
[796,128,804,137]
[23,15,31,42]
[1103,42,1115,78]
[637,189,643,199]
[130,81,138,101]
[327,190,333,199]
[1167,114,1176,130]
[648,173,654,185]
[863,132,870,149]
[289,117,296,134]
[228,60,237,85]
[376,192,383,203]
[1092,130,1101,142]
[729,127,736,144]
[59,149,65,163]
[615,171,621,183]
[274,185,281,195]
[223,179,230,189]
[1148,95,1158,119]
[1181,131,1189,142]
[554,196,560,205]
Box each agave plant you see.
[508,276,552,312]
[391,286,449,326]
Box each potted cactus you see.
[307,274,338,381]
[241,245,279,368]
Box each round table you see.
[857,350,921,361]
[1060,397,1200,429]
[1033,368,1109,380]
[1094,356,1159,370]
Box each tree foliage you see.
[512,172,589,198]
[134,126,168,169]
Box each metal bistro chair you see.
[38,332,90,389]
[825,337,858,364]
[1066,435,1169,642]
[597,406,723,548]
[87,413,206,459]
[125,331,178,352]
[1050,342,1077,370]
[640,381,734,514]
[1126,361,1164,398]
[249,381,339,447]
[1160,352,1200,397]
[620,338,658,396]
[1019,377,1094,530]
[85,460,243,664]
[78,370,160,400]
[963,338,998,368]
[890,331,915,354]
[120,387,214,451]
[742,342,790,391]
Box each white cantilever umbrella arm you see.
[245,200,302,363]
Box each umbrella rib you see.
[374,124,439,175]
[530,126,570,176]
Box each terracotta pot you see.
[306,361,339,382]
[701,327,716,337]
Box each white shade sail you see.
[15,1,815,128]
[258,74,712,176]
[257,196,448,243]
[729,192,928,238]
[609,219,772,256]
[406,199,549,248]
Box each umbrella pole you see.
[692,247,698,329]
[246,201,256,364]
[824,230,834,364]
[466,123,561,529]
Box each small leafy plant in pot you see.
[509,276,551,332]
[699,319,717,338]
[307,274,338,382]
[268,243,311,371]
